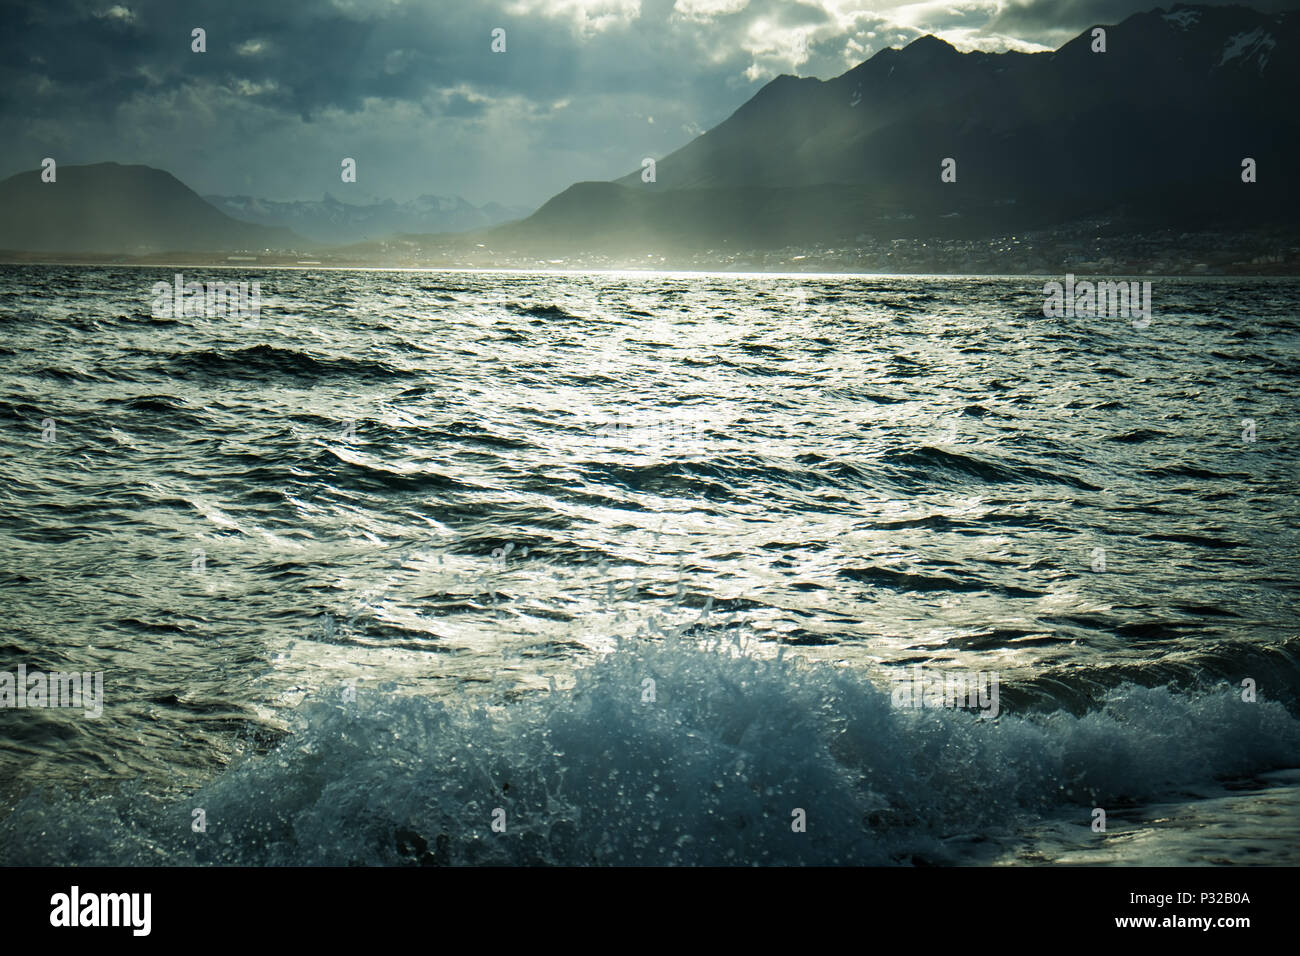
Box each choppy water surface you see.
[1,265,1298,864]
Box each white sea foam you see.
[3,634,1297,865]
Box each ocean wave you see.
[2,636,1296,866]
[4,269,1299,866]
[170,345,406,382]
[505,302,581,320]
[885,445,1104,491]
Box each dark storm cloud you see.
[2,0,767,119]
[0,1,1203,206]
[992,0,1299,33]
[2,1,502,118]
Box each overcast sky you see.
[1,0,1292,207]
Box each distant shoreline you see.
[3,254,1299,279]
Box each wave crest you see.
[3,635,1297,866]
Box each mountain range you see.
[503,3,1300,250]
[0,163,529,255]
[1,4,1296,260]
[204,193,531,245]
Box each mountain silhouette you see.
[0,162,301,254]
[506,3,1299,249]
[204,192,532,244]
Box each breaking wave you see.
[3,635,1297,866]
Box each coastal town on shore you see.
[5,222,1298,276]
